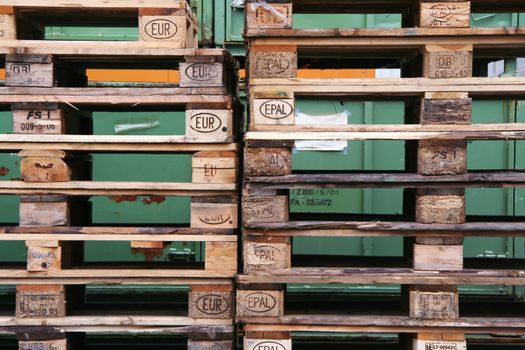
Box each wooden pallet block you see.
[19,339,67,350]
[409,285,459,319]
[413,333,466,350]
[248,45,297,79]
[419,1,471,28]
[245,0,292,29]
[237,284,285,318]
[244,331,292,350]
[243,236,291,273]
[244,147,292,177]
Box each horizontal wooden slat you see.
[251,77,525,96]
[3,0,186,9]
[244,172,525,188]
[243,221,525,236]
[0,234,237,242]
[242,317,525,333]
[0,87,230,105]
[0,226,234,235]
[0,135,238,152]
[0,269,235,280]
[247,28,525,46]
[237,268,525,285]
[0,181,236,196]
[0,42,229,58]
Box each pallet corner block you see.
[138,8,191,46]
[409,286,459,319]
[244,337,292,350]
[19,339,68,350]
[237,288,284,317]
[244,148,292,176]
[185,109,233,142]
[16,284,66,318]
[419,1,471,28]
[252,98,295,126]
[192,151,237,184]
[243,238,291,273]
[189,284,235,319]
[249,46,297,79]
[246,0,293,29]
[0,8,16,40]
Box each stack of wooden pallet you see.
[0,1,240,349]
[239,0,525,349]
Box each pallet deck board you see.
[0,181,236,196]
[0,234,237,242]
[0,135,239,152]
[250,77,525,96]
[0,88,231,105]
[237,268,525,285]
[244,172,525,188]
[243,221,525,236]
[0,269,236,280]
[242,318,525,333]
[0,226,234,235]
[246,28,525,43]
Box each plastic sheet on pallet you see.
[295,110,350,151]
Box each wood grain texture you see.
[19,201,69,227]
[192,151,237,184]
[243,240,291,273]
[249,51,297,79]
[420,99,472,124]
[16,285,66,318]
[205,242,237,273]
[26,245,62,272]
[409,287,459,319]
[19,339,67,350]
[21,157,71,182]
[413,339,466,350]
[0,13,16,40]
[420,2,471,28]
[252,99,295,126]
[189,286,235,319]
[423,50,473,79]
[185,109,233,142]
[237,289,284,317]
[180,63,226,88]
[12,108,65,134]
[242,196,289,224]
[417,140,467,175]
[244,148,292,176]
[416,194,465,224]
[5,61,54,87]
[191,202,238,229]
[413,244,464,271]
[246,2,292,29]
[245,338,292,350]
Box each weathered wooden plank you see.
[0,181,236,196]
[242,220,525,236]
[205,242,237,274]
[244,172,525,188]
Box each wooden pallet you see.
[0,48,238,89]
[244,0,525,35]
[0,0,198,48]
[0,279,236,349]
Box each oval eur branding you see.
[252,341,286,350]
[195,294,229,315]
[243,292,277,313]
[144,19,177,39]
[198,215,231,225]
[185,63,219,81]
[190,113,222,133]
[259,100,294,120]
[430,4,451,18]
